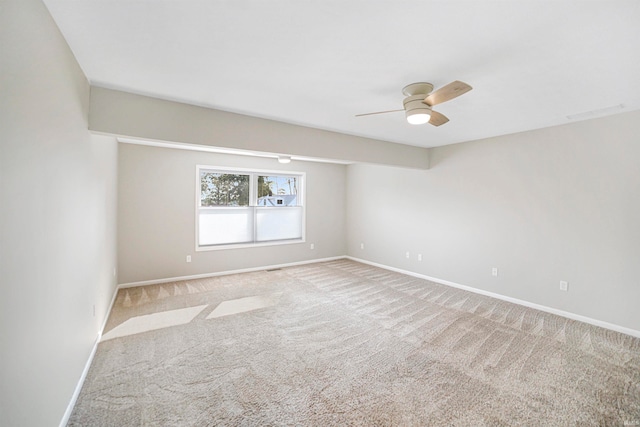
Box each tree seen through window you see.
[200,172,249,207]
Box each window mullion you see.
[251,173,257,243]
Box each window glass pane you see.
[256,207,303,241]
[199,208,254,246]
[200,172,250,207]
[257,175,299,206]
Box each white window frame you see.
[195,165,306,251]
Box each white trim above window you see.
[196,165,305,251]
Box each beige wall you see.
[0,1,118,425]
[89,87,430,169]
[347,110,640,332]
[118,143,346,284]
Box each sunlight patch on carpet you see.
[101,305,208,341]
[206,294,280,319]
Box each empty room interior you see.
[2,0,640,425]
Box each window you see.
[197,166,304,250]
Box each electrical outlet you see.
[405,251,410,259]
[492,267,498,277]
[310,243,315,250]
[360,243,364,250]
[186,255,192,263]
[418,254,423,262]
[559,281,568,291]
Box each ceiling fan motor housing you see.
[401,82,434,97]
[401,83,434,124]
[403,94,432,124]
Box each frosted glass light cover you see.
[406,110,431,125]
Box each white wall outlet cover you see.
[492,268,498,277]
[560,281,569,291]
[186,255,192,263]
[310,243,315,250]
[360,243,364,250]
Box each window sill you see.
[196,238,305,252]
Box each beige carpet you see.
[68,260,640,426]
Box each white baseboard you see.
[59,280,121,427]
[101,282,120,337]
[346,256,640,339]
[59,334,100,427]
[117,256,346,288]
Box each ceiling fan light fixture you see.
[406,109,431,125]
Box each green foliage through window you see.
[200,172,249,207]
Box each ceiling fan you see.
[356,81,472,126]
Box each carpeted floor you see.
[68,259,640,426]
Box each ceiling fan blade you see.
[429,110,449,126]
[355,109,404,117]
[424,81,472,106]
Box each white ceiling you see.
[43,0,640,148]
